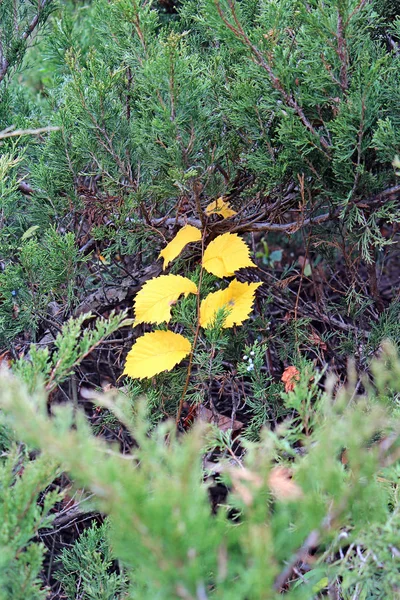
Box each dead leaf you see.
[0,351,11,368]
[309,331,327,351]
[229,466,263,506]
[283,311,293,323]
[275,275,299,289]
[281,366,300,392]
[101,382,116,393]
[198,405,244,432]
[268,466,303,501]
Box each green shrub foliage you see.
[55,521,128,600]
[1,0,400,598]
[1,344,400,598]
[0,449,59,600]
[1,0,400,343]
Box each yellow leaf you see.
[159,225,201,269]
[205,197,237,219]
[123,331,191,379]
[202,232,256,278]
[98,254,108,264]
[200,287,228,328]
[200,279,262,328]
[134,274,197,324]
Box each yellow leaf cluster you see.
[205,197,237,219]
[200,280,262,328]
[123,228,260,380]
[134,274,197,324]
[159,224,201,269]
[123,331,191,380]
[202,232,256,277]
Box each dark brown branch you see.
[150,182,400,234]
[151,209,336,234]
[0,38,9,82]
[21,0,49,41]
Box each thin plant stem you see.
[176,231,207,424]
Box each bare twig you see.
[0,125,60,140]
[176,230,207,424]
[151,208,337,234]
[150,183,400,235]
[0,38,9,82]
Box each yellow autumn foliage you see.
[159,224,201,269]
[134,274,197,324]
[123,227,260,381]
[123,330,191,379]
[200,279,262,328]
[202,232,256,278]
[205,197,237,219]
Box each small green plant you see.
[237,341,284,440]
[0,448,60,600]
[12,310,132,393]
[55,521,127,600]
[122,224,261,420]
[1,0,400,596]
[0,227,84,345]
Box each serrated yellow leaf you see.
[200,287,229,328]
[159,224,201,269]
[202,232,256,278]
[205,197,237,219]
[134,274,197,324]
[123,331,191,379]
[200,279,262,328]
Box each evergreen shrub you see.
[0,344,400,598]
[1,0,400,344]
[1,0,400,598]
